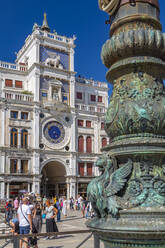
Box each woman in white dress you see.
[62,196,67,217]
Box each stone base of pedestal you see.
[103,241,165,248]
[87,207,165,248]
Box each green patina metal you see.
[87,0,165,247]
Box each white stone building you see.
[0,14,108,199]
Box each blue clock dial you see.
[44,121,65,144]
[48,126,61,140]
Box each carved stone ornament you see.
[98,0,120,15]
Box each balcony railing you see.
[0,61,27,71]
[76,77,107,88]
[75,104,105,113]
[38,30,75,45]
[5,91,33,102]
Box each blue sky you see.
[0,0,165,86]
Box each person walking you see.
[17,197,32,248]
[44,200,58,240]
[5,200,13,225]
[13,197,19,217]
[34,203,42,233]
[80,197,86,218]
[62,196,67,217]
[54,198,61,222]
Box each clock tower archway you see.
[41,160,67,198]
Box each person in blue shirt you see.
[54,198,61,222]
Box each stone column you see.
[6,183,9,199]
[69,48,75,72]
[69,178,76,199]
[0,182,5,199]
[36,40,40,64]
[1,109,5,146]
[18,160,21,173]
[33,152,40,174]
[70,115,76,152]
[70,77,75,108]
[66,178,70,200]
[84,163,87,176]
[48,85,52,101]
[84,135,86,153]
[28,183,31,193]
[1,153,5,174]
[18,131,21,149]
[32,180,40,194]
[33,108,40,150]
[94,119,99,154]
[34,73,40,102]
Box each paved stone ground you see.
[0,210,104,248]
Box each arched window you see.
[21,129,28,148]
[78,136,84,152]
[102,138,107,148]
[10,128,18,147]
[86,136,92,153]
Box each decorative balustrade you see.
[76,77,107,88]
[75,104,105,113]
[5,91,33,102]
[0,61,27,71]
[39,30,74,44]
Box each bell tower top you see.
[41,12,50,32]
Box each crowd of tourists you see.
[3,194,94,248]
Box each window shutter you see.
[87,163,93,176]
[15,81,22,88]
[102,138,107,147]
[5,79,13,87]
[86,121,91,128]
[86,136,92,153]
[78,163,84,176]
[78,136,84,152]
[98,96,103,102]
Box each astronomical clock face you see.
[44,121,65,144]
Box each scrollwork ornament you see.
[98,0,120,15]
[127,179,143,197]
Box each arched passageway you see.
[41,161,67,198]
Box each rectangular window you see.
[87,163,93,176]
[98,96,103,103]
[78,120,84,127]
[101,122,104,129]
[86,121,91,128]
[21,160,28,174]
[10,159,18,173]
[5,79,13,87]
[78,163,84,176]
[21,112,28,120]
[11,111,18,119]
[77,92,83,100]
[42,92,47,97]
[15,81,22,88]
[90,95,96,102]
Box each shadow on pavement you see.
[60,216,83,222]
[57,235,73,239]
[47,246,63,248]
